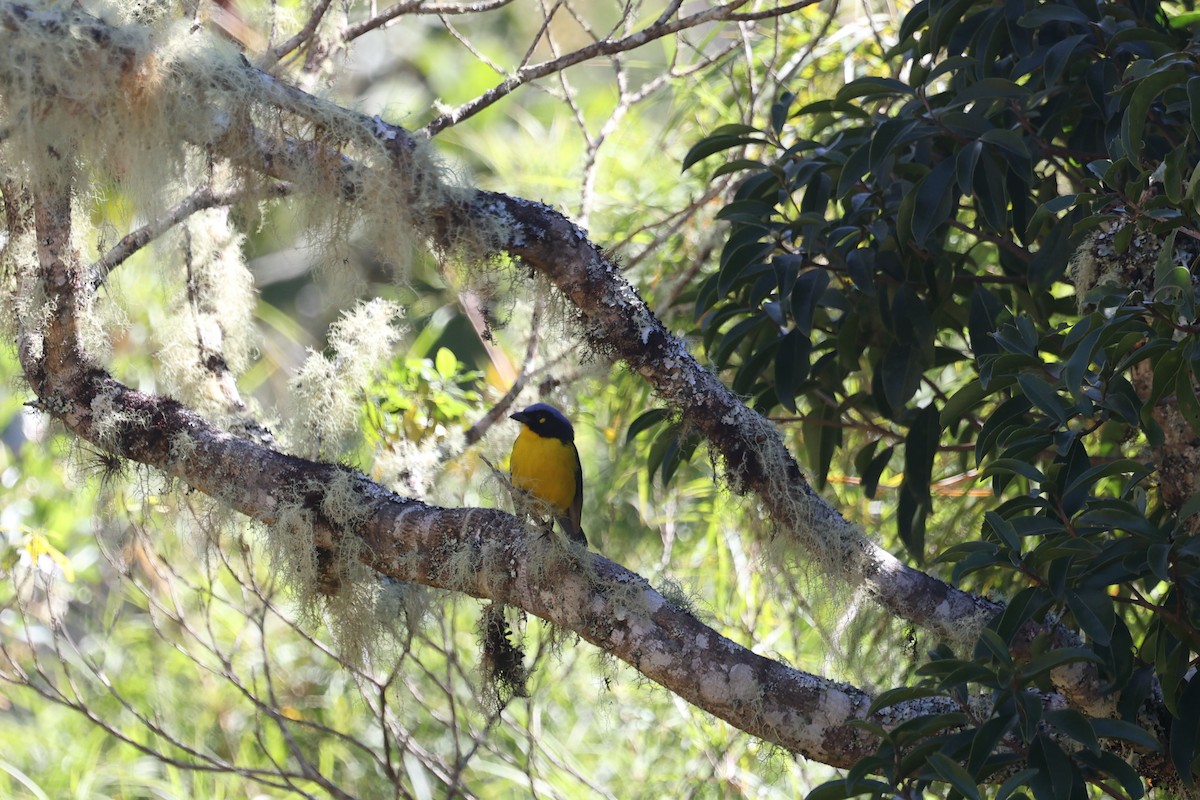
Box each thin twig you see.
[421,0,786,136]
[259,0,335,69]
[344,0,518,41]
[88,182,289,290]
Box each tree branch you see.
[16,179,901,765]
[0,2,1176,785]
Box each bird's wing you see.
[566,443,588,547]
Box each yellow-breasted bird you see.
[509,403,587,547]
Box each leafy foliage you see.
[366,347,483,445]
[684,0,1200,796]
[686,1,1200,557]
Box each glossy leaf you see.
[1171,675,1200,786]
[927,752,982,800]
[898,404,940,560]
[625,408,671,444]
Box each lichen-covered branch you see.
[0,1,1171,782]
[10,178,903,766]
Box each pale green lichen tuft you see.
[153,204,258,418]
[261,469,434,664]
[89,383,151,449]
[286,299,405,459]
[0,3,512,671]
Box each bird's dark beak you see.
[509,410,527,424]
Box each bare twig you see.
[259,0,335,69]
[344,0,518,41]
[421,0,804,135]
[88,182,289,290]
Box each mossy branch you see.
[0,2,1176,785]
[12,179,900,766]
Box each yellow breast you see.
[509,427,578,513]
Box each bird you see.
[508,402,587,547]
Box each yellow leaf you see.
[22,532,75,582]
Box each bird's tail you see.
[557,515,588,548]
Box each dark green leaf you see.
[890,712,971,743]
[1189,77,1200,143]
[1016,374,1068,425]
[881,342,923,412]
[1073,506,1157,538]
[867,685,943,717]
[682,132,767,172]
[1148,541,1172,582]
[837,76,915,102]
[968,715,1016,777]
[844,248,875,295]
[770,92,794,136]
[969,288,1005,359]
[870,118,919,176]
[974,150,1010,231]
[1180,492,1200,522]
[1154,229,1180,293]
[1046,709,1100,755]
[956,140,983,195]
[1017,647,1105,683]
[947,545,1005,581]
[710,159,768,180]
[974,627,1013,667]
[718,240,775,296]
[837,141,872,198]
[805,780,853,800]
[712,315,766,368]
[976,396,1033,464]
[941,379,987,429]
[1028,735,1076,800]
[1091,718,1160,751]
[645,423,681,482]
[1065,589,1114,647]
[985,510,1021,554]
[846,754,889,792]
[927,752,981,800]
[1015,690,1045,741]
[1122,70,1187,159]
[1061,459,1148,504]
[1075,750,1145,799]
[1178,368,1200,439]
[1018,4,1091,26]
[861,445,895,499]
[659,427,702,487]
[993,587,1051,643]
[790,270,831,335]
[981,458,1046,484]
[774,329,811,412]
[1171,675,1200,786]
[911,157,959,246]
[1044,35,1090,86]
[995,770,1040,800]
[625,408,670,444]
[898,404,940,560]
[803,403,841,489]
[1063,323,1101,402]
